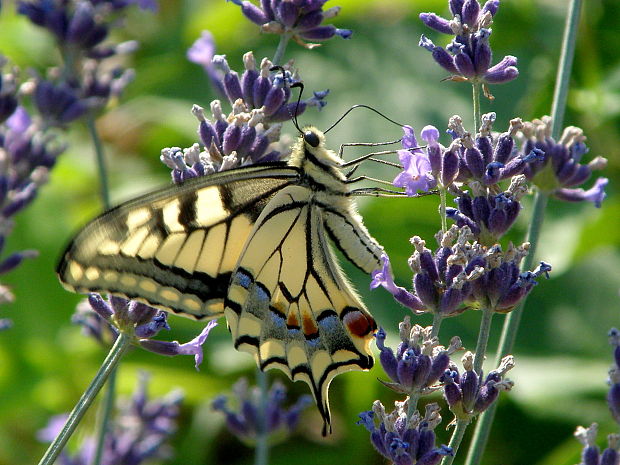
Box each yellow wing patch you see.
[57,166,299,319]
[224,186,377,435]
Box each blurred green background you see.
[0,0,619,464]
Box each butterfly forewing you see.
[224,185,378,434]
[57,164,299,319]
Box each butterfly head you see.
[290,125,343,172]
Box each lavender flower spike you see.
[228,0,352,48]
[419,0,518,95]
[213,378,312,444]
[371,253,424,311]
[358,399,452,465]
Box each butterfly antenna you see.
[270,65,304,135]
[324,104,405,134]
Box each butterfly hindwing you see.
[224,185,378,434]
[57,164,299,319]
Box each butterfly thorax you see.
[288,126,349,195]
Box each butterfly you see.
[57,125,393,435]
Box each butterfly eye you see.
[304,131,320,148]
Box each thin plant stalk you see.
[472,83,481,134]
[255,368,269,465]
[473,307,494,375]
[38,333,133,465]
[430,311,443,339]
[92,369,117,465]
[86,112,115,465]
[463,1,582,463]
[272,34,292,66]
[439,187,448,233]
[86,115,111,210]
[442,419,470,465]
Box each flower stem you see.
[549,0,582,139]
[464,3,581,463]
[38,333,132,465]
[272,34,291,66]
[439,187,448,234]
[472,83,481,134]
[473,307,493,375]
[254,368,269,465]
[406,393,421,420]
[86,115,111,210]
[92,369,117,465]
[431,311,444,339]
[442,419,470,465]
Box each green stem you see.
[254,368,269,465]
[472,83,481,134]
[473,307,493,376]
[406,393,421,421]
[38,333,132,465]
[92,370,117,465]
[464,4,580,462]
[430,311,444,339]
[86,115,111,210]
[272,34,292,66]
[439,187,448,234]
[442,419,470,465]
[549,0,582,140]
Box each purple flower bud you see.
[263,87,286,117]
[484,55,519,83]
[449,0,465,17]
[460,370,479,408]
[554,177,608,207]
[465,146,485,178]
[494,133,514,164]
[443,376,462,407]
[428,352,451,385]
[376,328,399,382]
[440,150,459,186]
[397,350,416,389]
[473,30,492,75]
[253,75,271,108]
[236,124,257,158]
[462,0,481,26]
[297,10,324,31]
[419,36,459,74]
[300,25,337,41]
[277,1,298,28]
[414,273,438,310]
[454,45,476,78]
[419,251,439,282]
[222,123,241,155]
[482,0,500,17]
[608,383,620,424]
[419,13,453,34]
[602,448,620,465]
[239,0,269,25]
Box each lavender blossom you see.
[84,294,217,369]
[393,126,436,195]
[574,424,620,465]
[441,351,514,421]
[38,373,182,465]
[227,0,352,47]
[607,328,620,425]
[160,101,286,183]
[372,226,551,316]
[447,114,544,187]
[208,53,327,122]
[357,399,452,465]
[419,0,517,96]
[375,319,461,396]
[18,1,146,120]
[212,377,312,444]
[518,116,608,207]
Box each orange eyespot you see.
[343,309,376,338]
